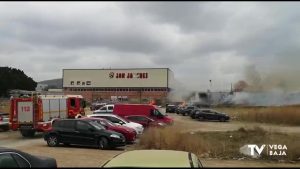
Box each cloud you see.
[0,2,300,92]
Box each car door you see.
[200,110,209,119]
[74,121,96,145]
[206,110,217,120]
[57,120,76,144]
[212,111,221,120]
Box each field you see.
[0,103,300,167]
[215,105,300,125]
[138,124,300,162]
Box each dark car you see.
[166,104,177,113]
[180,106,197,116]
[0,147,57,168]
[190,108,202,119]
[82,117,137,143]
[175,106,186,114]
[44,119,126,150]
[194,109,230,122]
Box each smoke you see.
[229,64,300,106]
[167,79,194,102]
[224,90,300,106]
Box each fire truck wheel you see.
[47,135,59,147]
[98,137,109,150]
[20,130,35,137]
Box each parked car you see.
[124,115,166,128]
[87,114,144,135]
[90,102,107,111]
[0,112,9,131]
[189,108,202,119]
[93,104,114,114]
[101,150,203,168]
[175,106,185,114]
[44,119,126,150]
[180,106,198,116]
[166,104,177,113]
[194,109,230,122]
[0,147,57,168]
[95,104,174,125]
[82,117,137,143]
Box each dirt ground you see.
[0,113,299,167]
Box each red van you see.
[112,104,173,125]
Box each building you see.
[63,68,175,104]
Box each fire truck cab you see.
[9,92,86,137]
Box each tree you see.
[0,67,37,97]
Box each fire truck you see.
[9,91,86,137]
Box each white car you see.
[0,112,9,131]
[93,104,114,114]
[87,114,144,135]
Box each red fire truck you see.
[9,92,86,137]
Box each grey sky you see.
[1,2,300,91]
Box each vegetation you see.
[215,106,300,126]
[0,67,37,97]
[137,125,300,162]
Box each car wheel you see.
[20,129,35,137]
[47,135,59,147]
[99,137,109,150]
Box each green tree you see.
[0,67,37,97]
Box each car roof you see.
[89,114,117,117]
[102,150,193,167]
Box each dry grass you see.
[215,106,300,126]
[137,125,300,162]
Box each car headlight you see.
[158,122,165,126]
[110,134,121,139]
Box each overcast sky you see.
[1,2,300,91]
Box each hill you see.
[0,67,37,97]
[38,78,62,89]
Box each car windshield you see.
[102,119,116,126]
[89,121,105,130]
[115,115,130,123]
[154,109,166,116]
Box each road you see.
[0,113,299,167]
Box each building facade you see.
[63,68,175,104]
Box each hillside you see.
[38,78,63,89]
[0,67,37,97]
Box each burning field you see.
[215,105,300,126]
